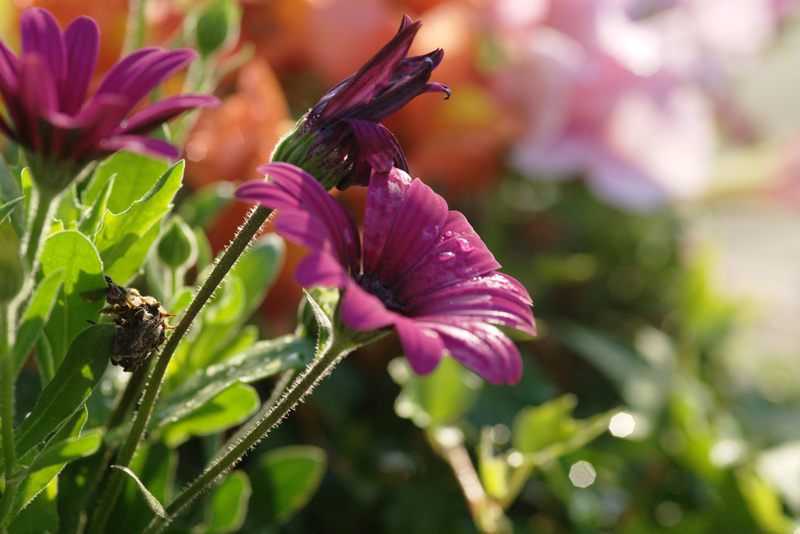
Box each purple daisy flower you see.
[273,14,450,191]
[236,163,535,385]
[0,7,218,194]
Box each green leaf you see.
[14,324,114,459]
[26,429,102,473]
[155,335,314,428]
[77,174,115,236]
[111,466,168,519]
[512,395,611,461]
[207,471,251,534]
[0,152,24,237]
[251,446,326,524]
[103,219,161,284]
[0,196,23,226]
[39,230,106,366]
[159,383,260,447]
[13,269,64,375]
[93,160,184,282]
[172,235,285,378]
[83,151,169,213]
[109,442,176,534]
[303,289,333,358]
[389,357,483,428]
[7,477,58,534]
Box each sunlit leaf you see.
[250,446,326,524]
[13,269,64,375]
[39,230,106,366]
[14,324,114,459]
[207,470,251,534]
[155,335,314,428]
[159,383,260,447]
[389,357,482,428]
[111,466,167,519]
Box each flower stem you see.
[86,204,272,534]
[0,304,20,526]
[142,337,358,534]
[123,0,147,55]
[23,187,56,270]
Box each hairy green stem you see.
[86,204,272,534]
[0,304,19,526]
[143,338,357,534]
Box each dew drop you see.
[443,230,454,238]
[456,238,474,252]
[438,251,456,261]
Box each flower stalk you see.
[143,335,360,534]
[86,204,273,534]
[0,304,20,527]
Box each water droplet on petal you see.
[456,238,474,252]
[443,230,454,237]
[438,251,456,261]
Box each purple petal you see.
[362,167,413,275]
[117,94,219,135]
[112,49,197,114]
[95,48,160,95]
[273,209,342,256]
[428,320,523,385]
[363,169,448,285]
[394,317,445,376]
[408,273,536,336]
[344,119,399,173]
[18,55,59,150]
[316,17,421,121]
[393,211,502,302]
[20,8,67,85]
[0,39,20,96]
[62,15,99,115]
[339,280,397,331]
[67,93,131,158]
[294,251,352,288]
[238,163,361,273]
[97,135,181,160]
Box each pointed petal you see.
[316,18,421,121]
[117,94,219,135]
[0,39,20,96]
[62,15,99,114]
[344,119,399,174]
[17,55,59,150]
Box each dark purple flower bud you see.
[236,163,535,385]
[0,7,219,195]
[272,14,450,191]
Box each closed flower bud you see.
[192,0,242,59]
[157,216,197,270]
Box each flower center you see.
[355,273,404,313]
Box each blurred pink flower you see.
[236,162,535,385]
[490,0,727,210]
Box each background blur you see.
[5,0,800,532]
